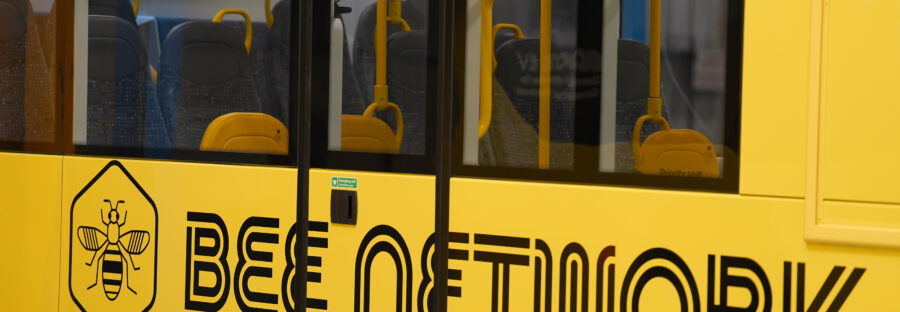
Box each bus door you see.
[0,0,67,309]
[57,0,301,311]
[304,0,441,310]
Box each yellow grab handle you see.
[213,9,252,55]
[478,0,496,139]
[265,0,274,28]
[631,114,671,167]
[491,23,524,71]
[363,102,404,149]
[133,0,140,17]
[386,0,412,31]
[538,0,551,169]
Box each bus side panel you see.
[58,156,297,311]
[307,169,435,312]
[0,152,63,312]
[447,178,900,311]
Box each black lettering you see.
[708,255,772,312]
[235,217,280,312]
[354,225,413,312]
[185,212,230,311]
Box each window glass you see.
[455,0,741,190]
[74,0,295,164]
[0,0,62,152]
[325,0,430,156]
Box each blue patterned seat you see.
[158,19,263,150]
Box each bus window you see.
[73,0,295,165]
[0,0,62,152]
[454,0,741,191]
[323,0,430,156]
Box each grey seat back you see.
[158,21,262,149]
[87,15,152,147]
[89,0,137,25]
[0,0,30,141]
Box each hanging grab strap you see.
[212,9,253,55]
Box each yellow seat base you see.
[636,129,719,178]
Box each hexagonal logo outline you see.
[68,160,158,312]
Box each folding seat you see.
[158,12,264,150]
[0,0,30,141]
[86,15,167,147]
[614,39,668,172]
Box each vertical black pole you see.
[296,0,313,309]
[432,0,456,311]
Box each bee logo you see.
[69,161,157,311]
[77,199,151,300]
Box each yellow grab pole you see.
[478,0,495,139]
[538,0,551,169]
[648,0,663,120]
[374,0,389,107]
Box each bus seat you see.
[0,0,30,141]
[89,0,137,25]
[615,39,669,172]
[136,16,161,72]
[199,112,287,154]
[341,114,400,154]
[158,18,263,150]
[263,0,291,121]
[487,38,576,168]
[381,29,427,154]
[352,0,426,104]
[87,15,154,147]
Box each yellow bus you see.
[1,0,899,311]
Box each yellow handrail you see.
[632,0,669,167]
[477,0,495,139]
[213,9,253,55]
[133,0,140,17]
[365,0,409,148]
[538,0,551,169]
[491,23,524,71]
[265,0,274,28]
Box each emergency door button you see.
[331,189,358,225]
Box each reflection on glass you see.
[79,0,292,156]
[328,0,429,155]
[462,0,736,180]
[0,0,59,148]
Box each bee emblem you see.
[77,199,150,300]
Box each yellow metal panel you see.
[58,156,297,311]
[739,0,811,197]
[307,169,435,312]
[0,152,63,312]
[448,178,900,310]
[819,0,900,204]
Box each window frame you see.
[308,0,441,175]
[67,0,301,168]
[450,0,744,193]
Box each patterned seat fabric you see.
[87,15,156,147]
[614,39,669,173]
[486,38,578,169]
[380,30,427,155]
[158,21,262,150]
[265,0,291,122]
[352,0,427,105]
[0,0,29,141]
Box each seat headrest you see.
[88,15,147,81]
[89,0,137,25]
[271,0,290,46]
[386,30,427,90]
[617,39,650,102]
[494,38,572,102]
[162,21,250,84]
[0,0,29,43]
